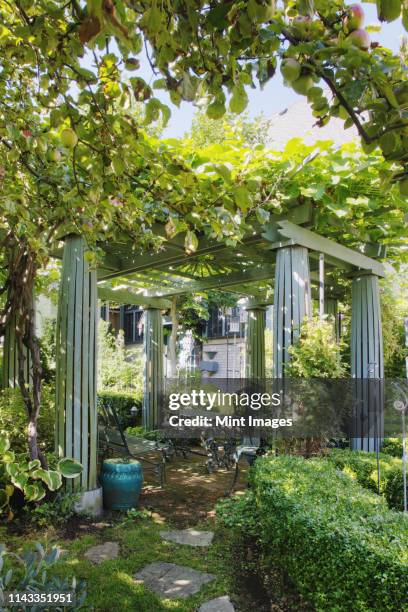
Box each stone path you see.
[84,541,119,564]
[84,522,234,606]
[133,562,215,599]
[198,595,235,611]
[160,528,214,547]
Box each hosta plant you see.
[0,433,82,520]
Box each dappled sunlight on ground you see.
[141,450,249,528]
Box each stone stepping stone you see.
[160,528,214,547]
[198,596,235,612]
[84,541,119,564]
[134,562,214,599]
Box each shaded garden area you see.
[1,0,408,610]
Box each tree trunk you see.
[2,242,47,468]
[168,296,179,378]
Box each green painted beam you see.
[55,235,98,493]
[276,221,386,277]
[260,202,313,243]
[97,207,313,282]
[98,286,172,309]
[97,235,264,281]
[146,264,276,296]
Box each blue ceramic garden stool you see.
[101,458,143,510]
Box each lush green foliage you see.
[173,290,239,340]
[0,1,407,269]
[98,389,142,430]
[39,318,57,385]
[287,315,346,377]
[0,432,82,521]
[381,273,408,377]
[29,491,79,529]
[0,542,87,610]
[327,448,406,511]
[0,387,55,455]
[248,454,408,611]
[98,320,143,394]
[188,110,272,148]
[1,0,407,191]
[385,464,407,511]
[382,436,404,457]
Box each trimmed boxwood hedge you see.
[328,448,404,510]
[97,390,142,429]
[381,437,404,458]
[249,455,408,611]
[385,466,407,511]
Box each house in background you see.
[101,302,253,379]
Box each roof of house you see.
[267,98,359,149]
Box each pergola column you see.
[273,246,312,377]
[351,274,384,451]
[245,306,266,379]
[325,296,339,341]
[143,307,164,430]
[55,235,98,494]
[351,274,383,378]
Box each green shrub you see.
[0,386,55,455]
[249,455,408,611]
[327,448,401,494]
[287,316,346,378]
[98,320,143,393]
[29,491,79,527]
[385,465,407,511]
[97,390,142,430]
[381,437,404,458]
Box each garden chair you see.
[227,435,268,496]
[98,403,170,487]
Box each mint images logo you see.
[167,412,293,429]
[166,389,291,430]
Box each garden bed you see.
[217,454,408,612]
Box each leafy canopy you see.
[0,0,407,264]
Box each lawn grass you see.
[0,514,229,612]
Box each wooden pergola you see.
[3,203,387,500]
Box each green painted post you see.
[273,246,311,377]
[351,274,383,379]
[2,314,31,389]
[351,274,383,452]
[55,235,98,493]
[325,297,339,341]
[143,308,164,430]
[246,307,266,379]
